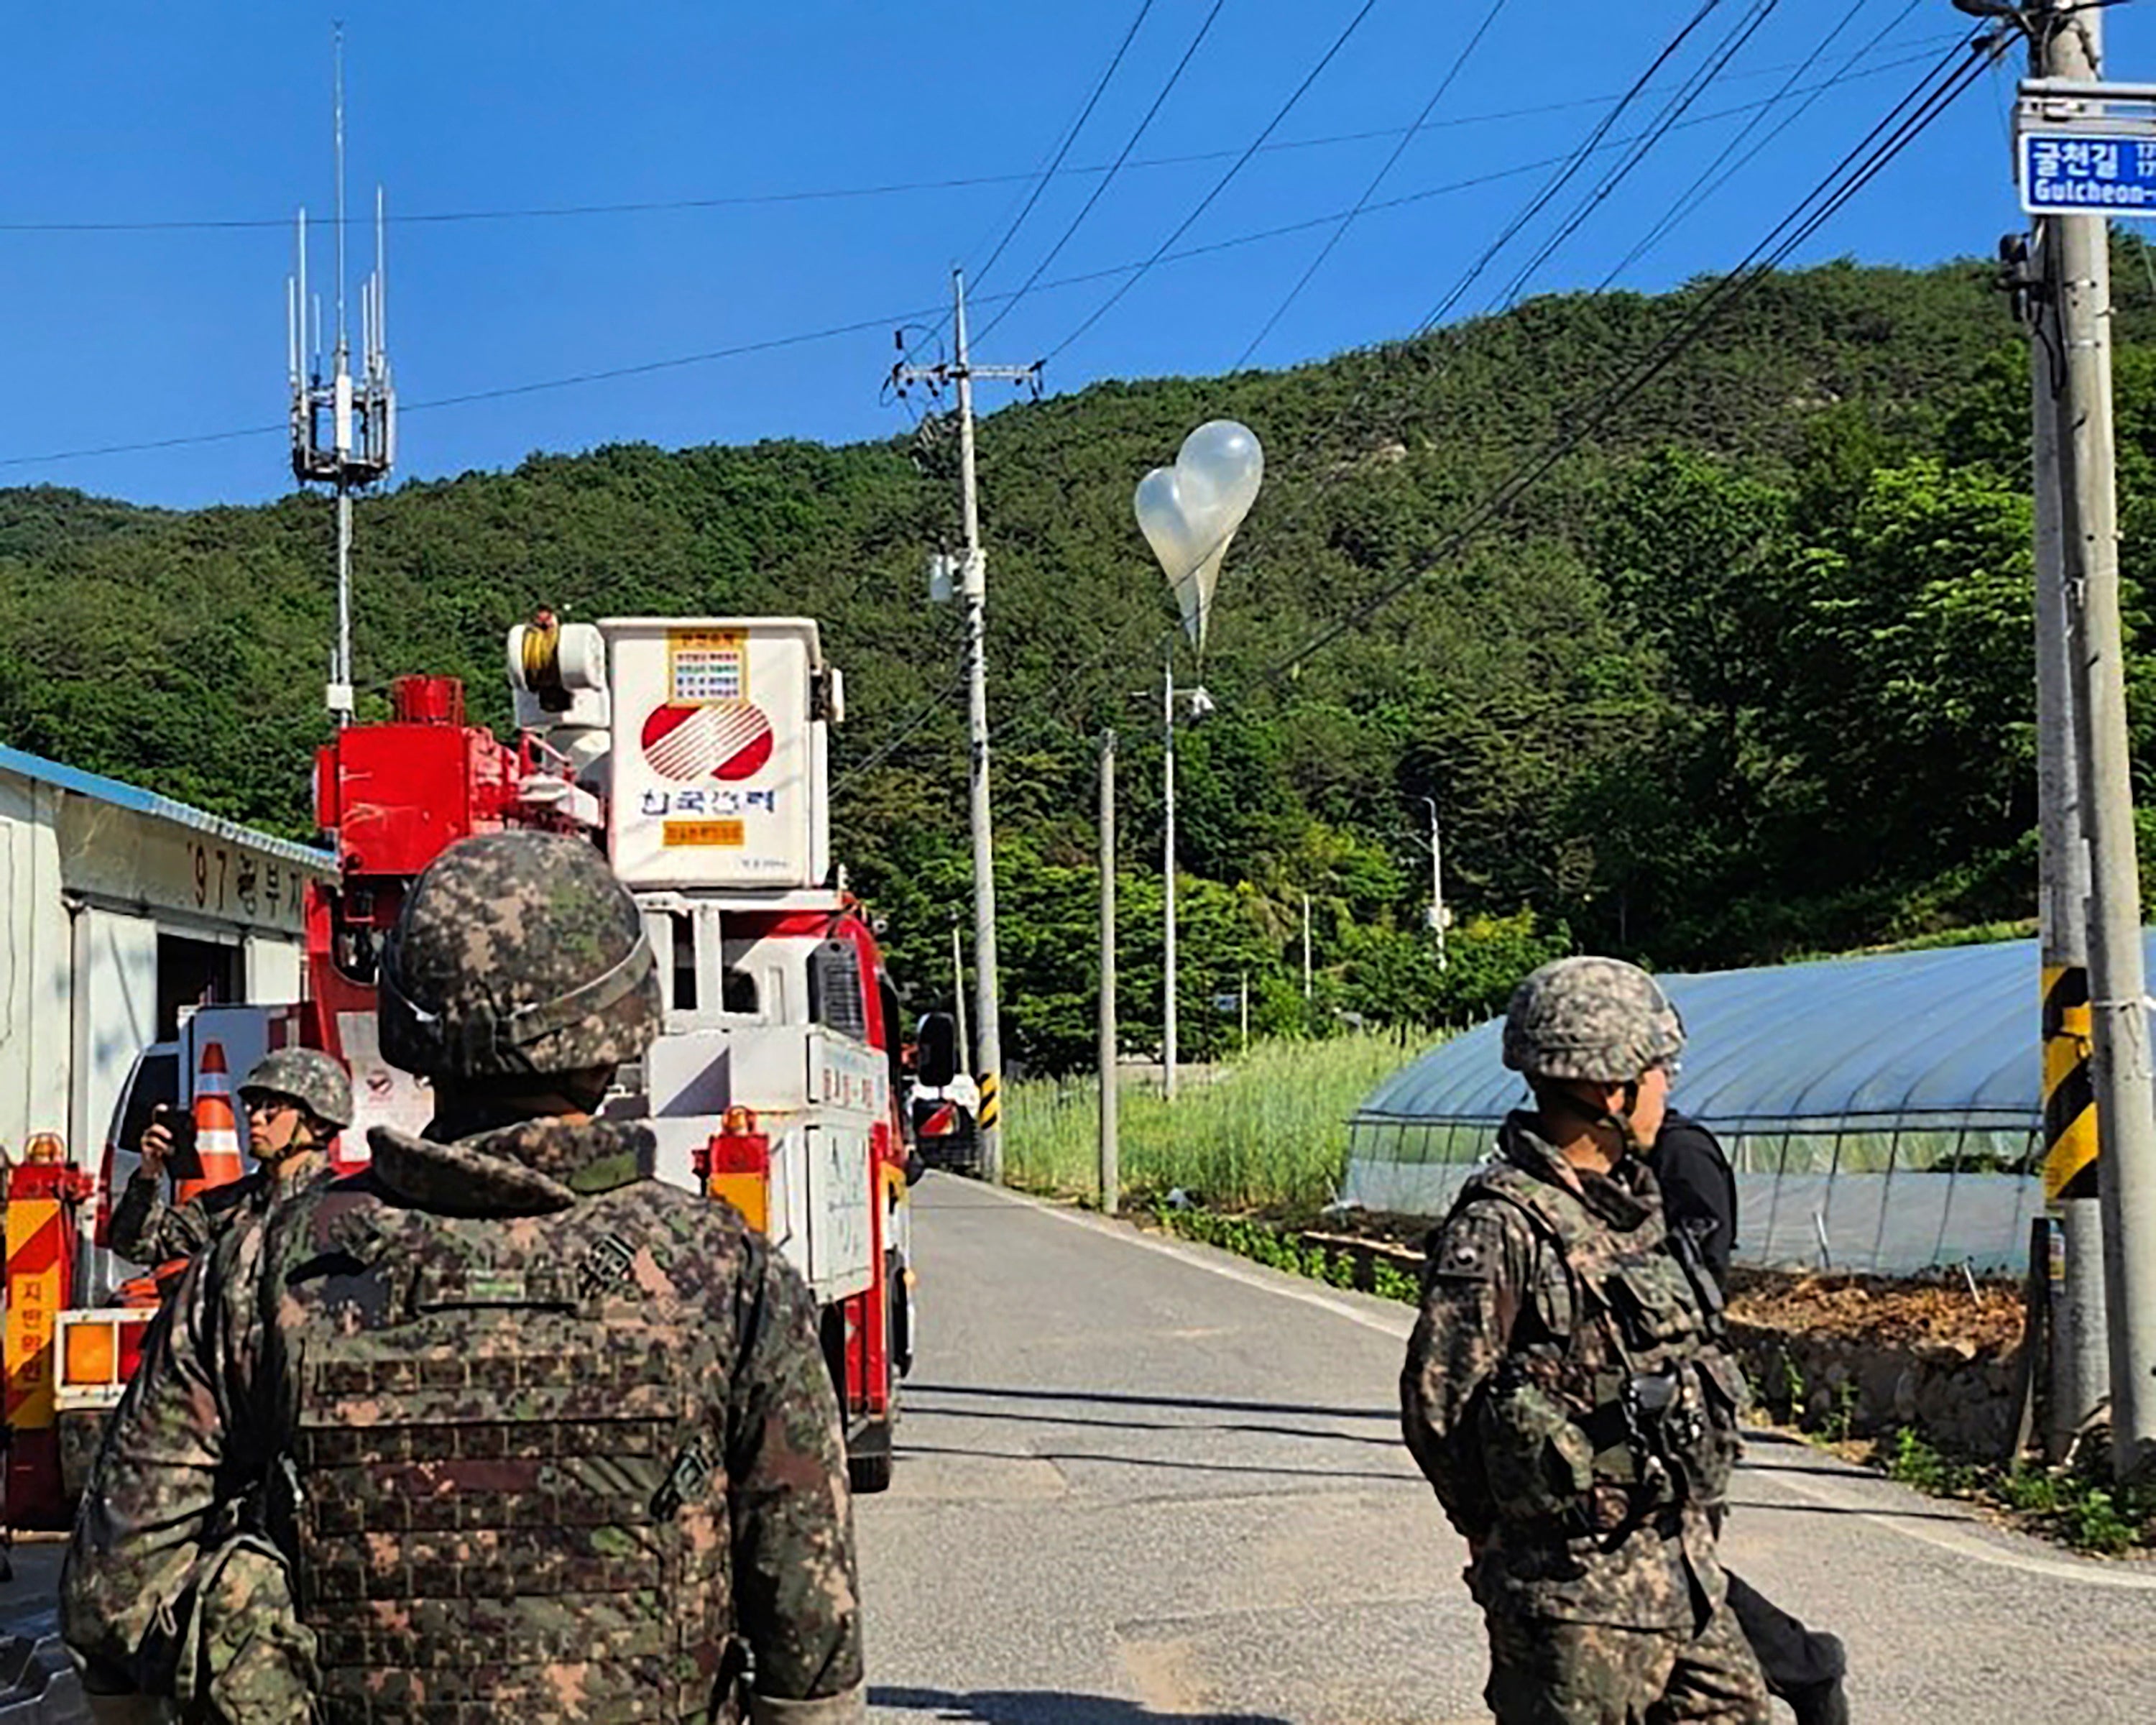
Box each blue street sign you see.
[2020,129,2156,216]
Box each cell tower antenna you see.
[287,23,395,729]
[333,23,348,367]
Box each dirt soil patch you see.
[1728,1269,2026,1354]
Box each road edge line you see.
[946,1178,1414,1340]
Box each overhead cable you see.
[1233,0,1517,369]
[972,0,1228,347]
[1043,0,1386,362]
[0,29,1971,237]
[1244,27,2003,693]
[0,43,1958,472]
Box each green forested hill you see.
[8,254,2155,1070]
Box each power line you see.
[972,0,1228,348]
[1414,0,1732,341]
[1233,0,1516,370]
[0,29,1973,238]
[1194,0,1771,643]
[0,306,945,468]
[1008,10,1922,760]
[968,1,1157,295]
[833,658,972,790]
[1478,0,1781,319]
[1043,0,1386,362]
[0,48,1948,477]
[1595,0,1915,287]
[995,19,1994,758]
[1244,25,2003,693]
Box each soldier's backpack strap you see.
[1443,1166,1582,1348]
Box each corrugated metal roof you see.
[1351,935,2126,1134]
[0,743,333,873]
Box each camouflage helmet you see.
[239,1047,354,1130]
[379,832,660,1081]
[1501,955,1685,1083]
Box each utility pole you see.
[1099,730,1119,1215]
[1148,651,1214,1098]
[950,916,971,1078]
[1419,795,1449,972]
[2014,0,2156,1478]
[2009,168,2108,1450]
[1302,891,1314,1001]
[2025,210,2109,1451]
[1162,649,1179,1100]
[890,272,1038,1182]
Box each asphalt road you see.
[860,1174,2156,1725]
[11,1173,2155,1722]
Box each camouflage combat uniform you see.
[111,1049,353,1269]
[108,1165,273,1267]
[1400,957,1768,1725]
[63,832,865,1724]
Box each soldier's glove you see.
[174,1536,319,1725]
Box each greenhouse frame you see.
[1342,934,2142,1275]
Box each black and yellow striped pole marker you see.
[2043,962,2098,1202]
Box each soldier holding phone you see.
[111,1049,352,1267]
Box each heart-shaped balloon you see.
[1134,419,1263,653]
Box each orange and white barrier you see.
[175,1039,246,1206]
[4,1133,94,1527]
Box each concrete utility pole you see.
[951,916,971,1078]
[2026,209,2109,1452]
[1151,653,1215,1098]
[892,272,1038,1182]
[1162,650,1179,1100]
[1099,730,1119,1215]
[2020,0,2156,1478]
[2008,33,2106,1450]
[1419,795,1449,972]
[1302,891,1314,1000]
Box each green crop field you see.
[1003,1031,1437,1215]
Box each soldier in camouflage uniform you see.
[110,1047,352,1269]
[1400,956,1769,1724]
[63,831,865,1724]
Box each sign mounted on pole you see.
[2015,78,2156,218]
[2019,131,2156,214]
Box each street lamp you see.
[1133,418,1262,1100]
[1141,656,1214,1098]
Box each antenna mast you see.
[288,23,395,727]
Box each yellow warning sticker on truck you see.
[664,819,745,847]
[668,630,747,704]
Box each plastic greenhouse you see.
[1343,934,2139,1275]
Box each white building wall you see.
[245,934,305,1006]
[0,776,71,1159]
[2,755,328,1173]
[68,908,159,1178]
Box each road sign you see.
[2019,130,2156,216]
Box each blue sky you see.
[1,1,2142,509]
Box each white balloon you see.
[1133,419,1263,653]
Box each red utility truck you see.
[27,615,914,1523]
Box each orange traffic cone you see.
[175,1040,247,1206]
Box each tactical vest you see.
[1460,1162,1744,1532]
[272,1199,737,1723]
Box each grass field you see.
[1003,1031,1436,1215]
